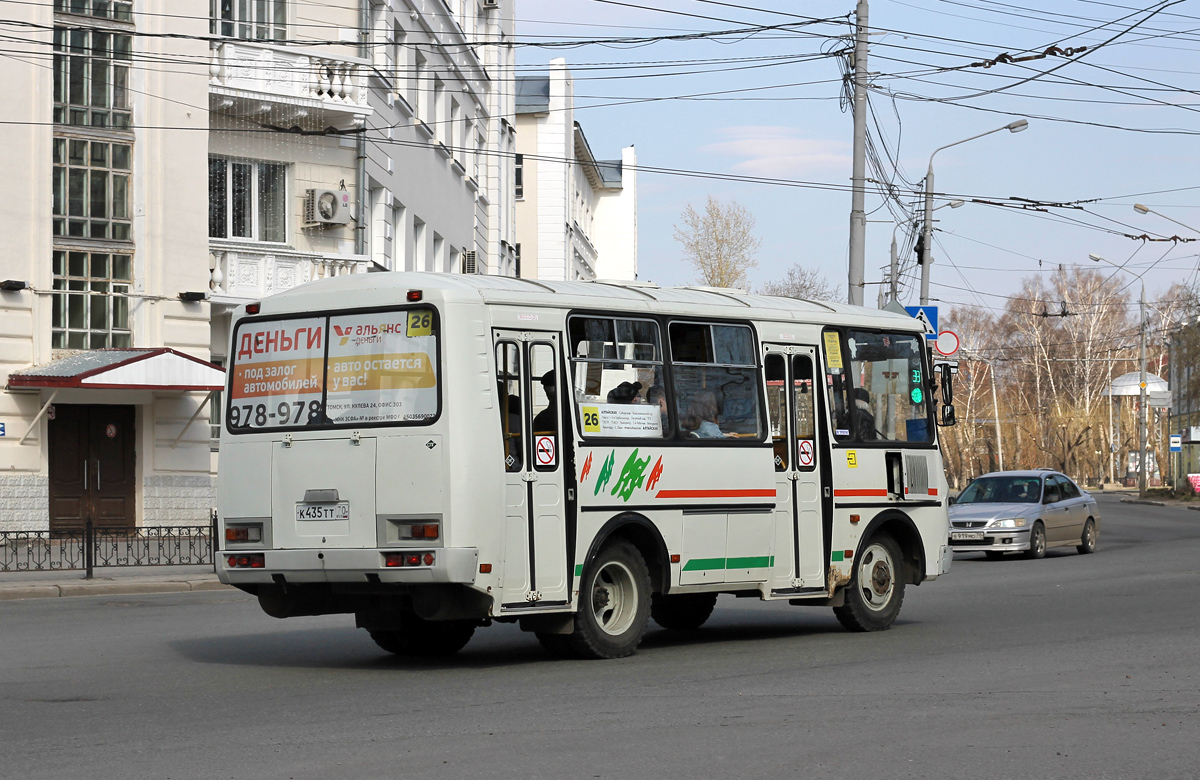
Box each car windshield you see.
[956,476,1042,504]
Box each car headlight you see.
[988,517,1027,529]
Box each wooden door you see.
[48,405,136,532]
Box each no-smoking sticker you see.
[535,435,557,467]
[798,439,815,468]
[105,424,117,439]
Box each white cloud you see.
[699,126,850,178]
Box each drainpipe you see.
[355,0,370,258]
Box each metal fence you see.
[0,521,216,577]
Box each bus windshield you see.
[226,307,440,432]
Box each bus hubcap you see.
[859,543,894,611]
[591,561,637,636]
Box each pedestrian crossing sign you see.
[904,306,938,338]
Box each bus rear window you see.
[227,307,439,432]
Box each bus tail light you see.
[246,302,261,314]
[406,290,423,302]
[227,554,265,568]
[384,552,435,568]
[225,525,262,543]
[398,522,439,540]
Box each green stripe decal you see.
[574,564,583,577]
[682,556,775,572]
[831,551,845,562]
[682,557,726,572]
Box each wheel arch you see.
[858,509,927,586]
[582,513,671,595]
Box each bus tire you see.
[650,592,718,631]
[833,533,905,632]
[568,538,651,659]
[369,613,475,658]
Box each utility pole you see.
[846,0,869,307]
[990,360,1004,471]
[919,171,935,306]
[1139,282,1148,498]
[889,229,899,303]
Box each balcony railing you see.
[209,242,370,301]
[209,40,371,123]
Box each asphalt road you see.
[1,494,1197,780]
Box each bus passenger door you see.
[494,332,569,609]
[765,346,825,591]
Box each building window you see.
[209,157,287,243]
[54,0,133,21]
[53,137,131,241]
[515,154,524,200]
[52,250,132,350]
[53,28,132,128]
[210,0,286,41]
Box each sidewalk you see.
[0,564,233,602]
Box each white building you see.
[515,59,638,282]
[0,0,516,533]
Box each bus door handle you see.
[521,473,538,483]
[824,487,831,498]
[786,472,799,482]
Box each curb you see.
[0,579,234,602]
[1120,498,1167,507]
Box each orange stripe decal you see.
[833,489,889,497]
[655,489,776,499]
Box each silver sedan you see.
[948,470,1100,559]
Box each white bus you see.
[216,273,954,659]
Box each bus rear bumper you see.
[216,547,479,586]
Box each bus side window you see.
[793,355,816,471]
[496,342,523,472]
[669,322,762,441]
[765,353,788,470]
[529,343,557,437]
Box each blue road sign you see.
[904,305,938,338]
[0,422,5,436]
[1170,434,1182,452]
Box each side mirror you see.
[940,403,956,427]
[940,363,954,405]
[947,495,956,506]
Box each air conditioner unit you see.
[462,250,478,274]
[304,189,353,226]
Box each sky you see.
[513,0,1200,316]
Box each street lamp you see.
[889,200,963,304]
[1132,203,1200,237]
[1091,252,1150,498]
[920,119,1029,305]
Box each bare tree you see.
[759,264,838,301]
[673,196,761,289]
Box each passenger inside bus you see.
[532,371,557,435]
[681,391,725,439]
[853,387,879,441]
[606,381,642,404]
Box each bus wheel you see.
[569,539,651,659]
[369,613,475,658]
[650,592,718,631]
[833,533,905,632]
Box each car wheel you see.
[1024,522,1046,560]
[567,538,652,659]
[1077,518,1097,555]
[650,592,718,631]
[985,551,1006,560]
[369,613,476,658]
[834,533,905,632]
